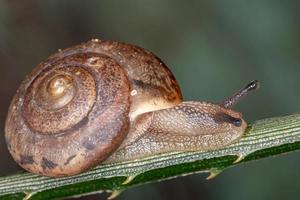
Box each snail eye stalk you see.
[221,80,260,108]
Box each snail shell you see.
[5,39,182,177]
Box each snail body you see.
[5,39,258,177]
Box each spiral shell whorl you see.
[23,66,97,134]
[38,74,76,110]
[5,48,131,176]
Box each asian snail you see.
[5,39,259,177]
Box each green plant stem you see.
[0,113,300,200]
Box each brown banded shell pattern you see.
[5,39,183,177]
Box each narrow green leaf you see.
[0,113,299,199]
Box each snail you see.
[5,39,259,177]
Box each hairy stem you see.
[0,113,299,200]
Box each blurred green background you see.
[0,1,299,200]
